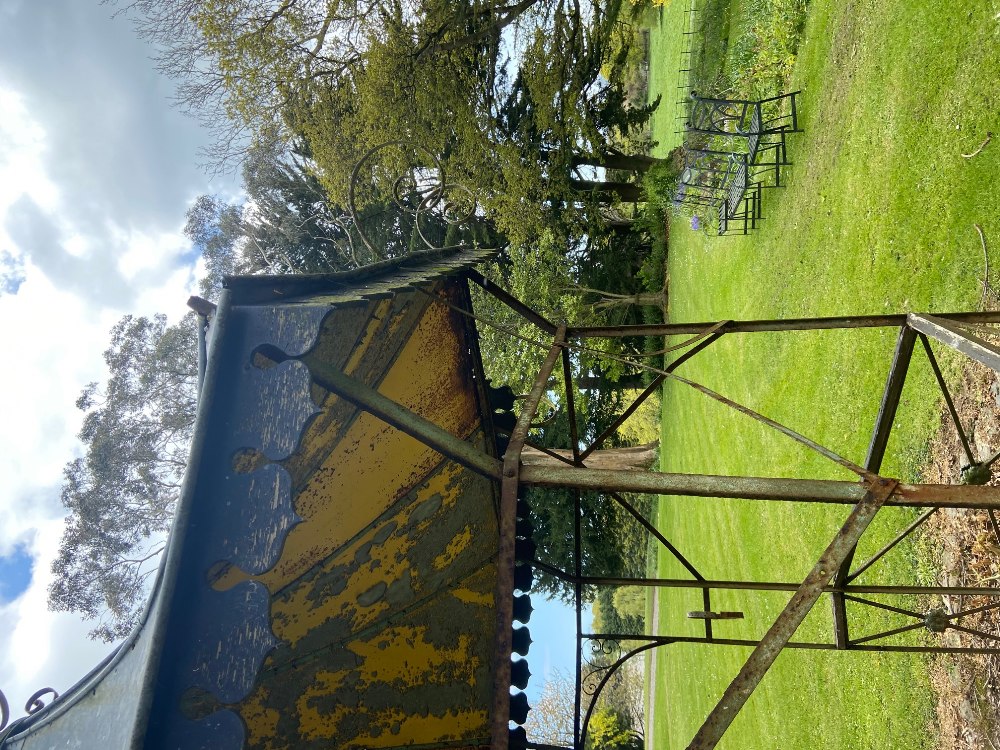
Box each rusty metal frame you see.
[308,279,1000,750]
[513,308,1000,750]
[467,268,558,336]
[492,325,567,750]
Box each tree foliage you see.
[187,138,505,283]
[184,140,362,289]
[520,385,659,605]
[586,707,643,750]
[51,314,199,641]
[523,667,576,747]
[113,0,661,247]
[523,662,644,748]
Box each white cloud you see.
[0,518,113,713]
[0,88,58,214]
[0,0,251,722]
[0,221,197,723]
[115,224,190,280]
[0,64,210,720]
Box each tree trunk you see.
[569,178,642,203]
[540,149,665,173]
[603,216,635,229]
[571,152,665,173]
[572,373,647,390]
[520,442,659,471]
[597,290,668,309]
[565,284,668,310]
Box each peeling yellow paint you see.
[340,297,394,376]
[240,700,281,746]
[230,283,500,749]
[294,698,489,749]
[268,461,473,642]
[244,299,480,594]
[346,627,479,687]
[433,526,474,571]
[450,577,496,608]
[295,671,355,739]
[378,709,490,747]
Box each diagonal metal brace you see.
[686,477,899,750]
[304,354,502,480]
[908,314,1000,373]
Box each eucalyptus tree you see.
[50,140,370,641]
[51,314,200,641]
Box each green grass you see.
[646,1,688,154]
[644,0,1000,746]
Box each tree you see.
[521,663,644,749]
[72,0,667,636]
[586,707,643,750]
[521,383,659,604]
[183,139,360,286]
[50,313,199,641]
[114,0,659,246]
[184,194,247,293]
[521,444,659,471]
[471,234,649,399]
[523,667,576,747]
[237,140,356,272]
[188,138,504,279]
[601,660,645,746]
[110,0,375,169]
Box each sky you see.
[0,0,579,720]
[0,0,238,716]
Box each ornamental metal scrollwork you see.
[346,142,490,267]
[0,685,59,734]
[25,688,58,715]
[248,141,493,274]
[581,637,622,697]
[579,637,671,749]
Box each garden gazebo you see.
[4,246,1000,750]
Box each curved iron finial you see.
[0,685,59,738]
[24,688,58,715]
[346,142,487,267]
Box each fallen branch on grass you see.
[975,223,1000,309]
[962,132,993,158]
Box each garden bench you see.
[687,90,799,165]
[677,90,802,234]
[717,158,761,235]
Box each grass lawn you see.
[645,0,1000,747]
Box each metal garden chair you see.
[687,91,800,165]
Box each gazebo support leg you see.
[685,478,897,750]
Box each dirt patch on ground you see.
[921,360,1000,750]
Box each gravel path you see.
[647,590,660,748]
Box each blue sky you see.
[0,0,237,712]
[0,545,32,603]
[522,597,592,704]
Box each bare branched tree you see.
[523,667,577,747]
[107,0,373,171]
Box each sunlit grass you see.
[645,0,1000,746]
